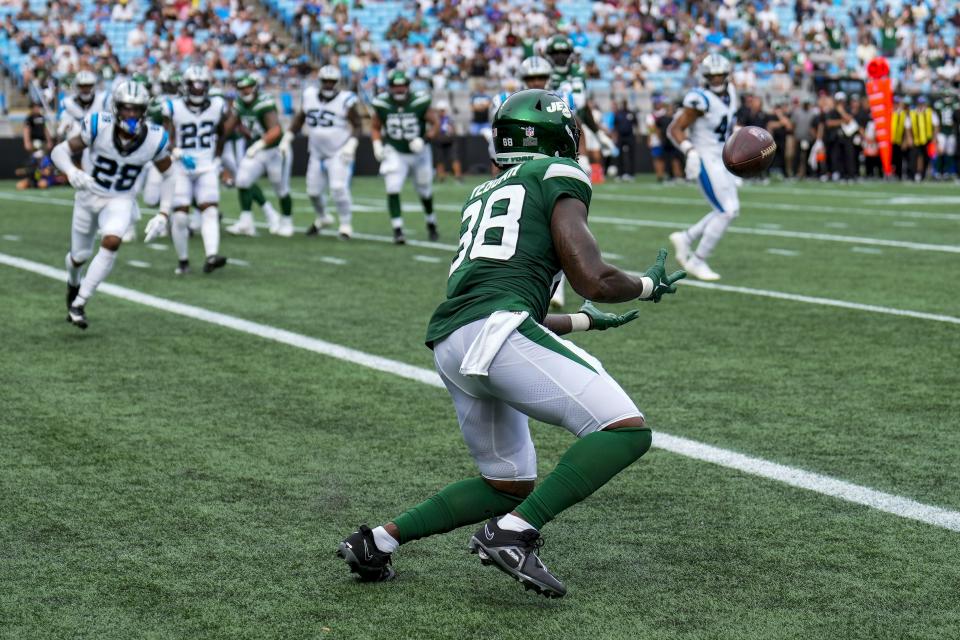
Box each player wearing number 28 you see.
[50,80,176,329]
[337,89,686,598]
[667,53,739,281]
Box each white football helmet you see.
[111,80,150,140]
[519,56,552,90]
[74,70,98,104]
[318,65,341,100]
[183,64,211,106]
[700,53,732,94]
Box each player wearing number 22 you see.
[667,53,739,281]
[369,70,439,244]
[338,89,686,598]
[161,65,233,275]
[50,80,176,329]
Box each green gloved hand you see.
[579,301,640,331]
[641,248,686,303]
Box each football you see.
[722,126,778,177]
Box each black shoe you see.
[175,260,190,275]
[427,223,439,242]
[393,228,406,245]
[468,518,566,598]
[305,223,320,237]
[67,304,88,330]
[337,525,396,582]
[66,284,80,310]
[203,255,227,273]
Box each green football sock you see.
[238,188,253,211]
[280,194,293,217]
[516,427,652,530]
[387,193,402,219]
[250,183,266,206]
[393,477,523,544]
[420,196,433,215]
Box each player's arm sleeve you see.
[539,160,593,221]
[681,91,708,113]
[78,113,97,147]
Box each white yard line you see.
[126,260,151,268]
[318,256,347,266]
[413,254,442,264]
[2,248,958,533]
[766,248,800,257]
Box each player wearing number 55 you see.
[51,80,176,330]
[337,89,685,599]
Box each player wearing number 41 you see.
[369,70,440,244]
[50,80,176,330]
[667,53,739,282]
[285,65,361,240]
[337,89,686,598]
[159,65,234,275]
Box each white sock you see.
[65,252,83,286]
[201,207,220,257]
[263,202,279,219]
[498,513,535,532]
[695,212,735,260]
[238,211,253,225]
[189,208,201,230]
[425,213,437,225]
[75,247,117,306]
[390,216,404,230]
[371,526,399,553]
[333,191,352,225]
[171,212,190,261]
[685,210,716,242]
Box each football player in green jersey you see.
[369,70,440,244]
[227,74,292,237]
[338,90,685,598]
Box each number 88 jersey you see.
[80,112,170,197]
[301,86,357,158]
[165,95,227,172]
[682,84,738,157]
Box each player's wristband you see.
[679,140,694,155]
[568,313,591,332]
[639,277,655,300]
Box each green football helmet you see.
[544,35,574,74]
[492,89,580,166]
[387,69,410,102]
[235,74,259,104]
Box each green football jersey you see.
[425,157,592,347]
[147,94,174,126]
[370,90,431,153]
[550,65,588,116]
[236,93,279,147]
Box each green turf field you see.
[1,176,958,639]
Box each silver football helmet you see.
[318,65,341,100]
[519,56,552,90]
[111,80,150,138]
[183,64,211,106]
[700,53,732,94]
[75,70,98,104]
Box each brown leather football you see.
[722,126,777,177]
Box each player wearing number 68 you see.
[666,53,740,282]
[50,80,177,329]
[337,89,685,599]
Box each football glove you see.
[640,248,686,303]
[245,139,266,159]
[143,213,169,243]
[340,136,358,162]
[171,147,196,170]
[278,131,294,157]
[409,137,425,153]
[683,148,701,181]
[67,169,96,191]
[372,139,385,161]
[579,301,640,331]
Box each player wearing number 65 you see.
[337,89,686,599]
[51,80,176,330]
[667,53,740,281]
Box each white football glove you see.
[340,136,359,162]
[278,131,294,157]
[67,169,96,191]
[372,139,385,162]
[684,148,701,181]
[409,137,425,153]
[245,139,266,159]
[596,130,616,155]
[144,213,169,243]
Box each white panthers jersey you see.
[301,87,357,158]
[682,84,738,156]
[165,96,227,172]
[59,91,109,137]
[79,112,170,198]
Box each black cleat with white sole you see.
[203,255,227,273]
[66,284,80,310]
[337,524,396,582]
[427,223,439,242]
[393,228,406,245]
[305,223,320,236]
[67,304,88,330]
[469,517,566,598]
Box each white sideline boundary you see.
[2,249,959,533]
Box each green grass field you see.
[1,175,958,639]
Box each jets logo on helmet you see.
[183,64,211,107]
[700,53,732,94]
[74,70,98,106]
[492,89,580,166]
[387,70,410,102]
[519,56,552,90]
[235,74,259,104]
[318,65,341,100]
[544,35,574,74]
[111,80,150,142]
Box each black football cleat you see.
[175,259,190,275]
[337,525,396,582]
[66,284,80,310]
[427,223,439,242]
[469,518,566,598]
[305,223,320,237]
[67,304,88,330]
[203,255,227,273]
[393,228,406,245]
